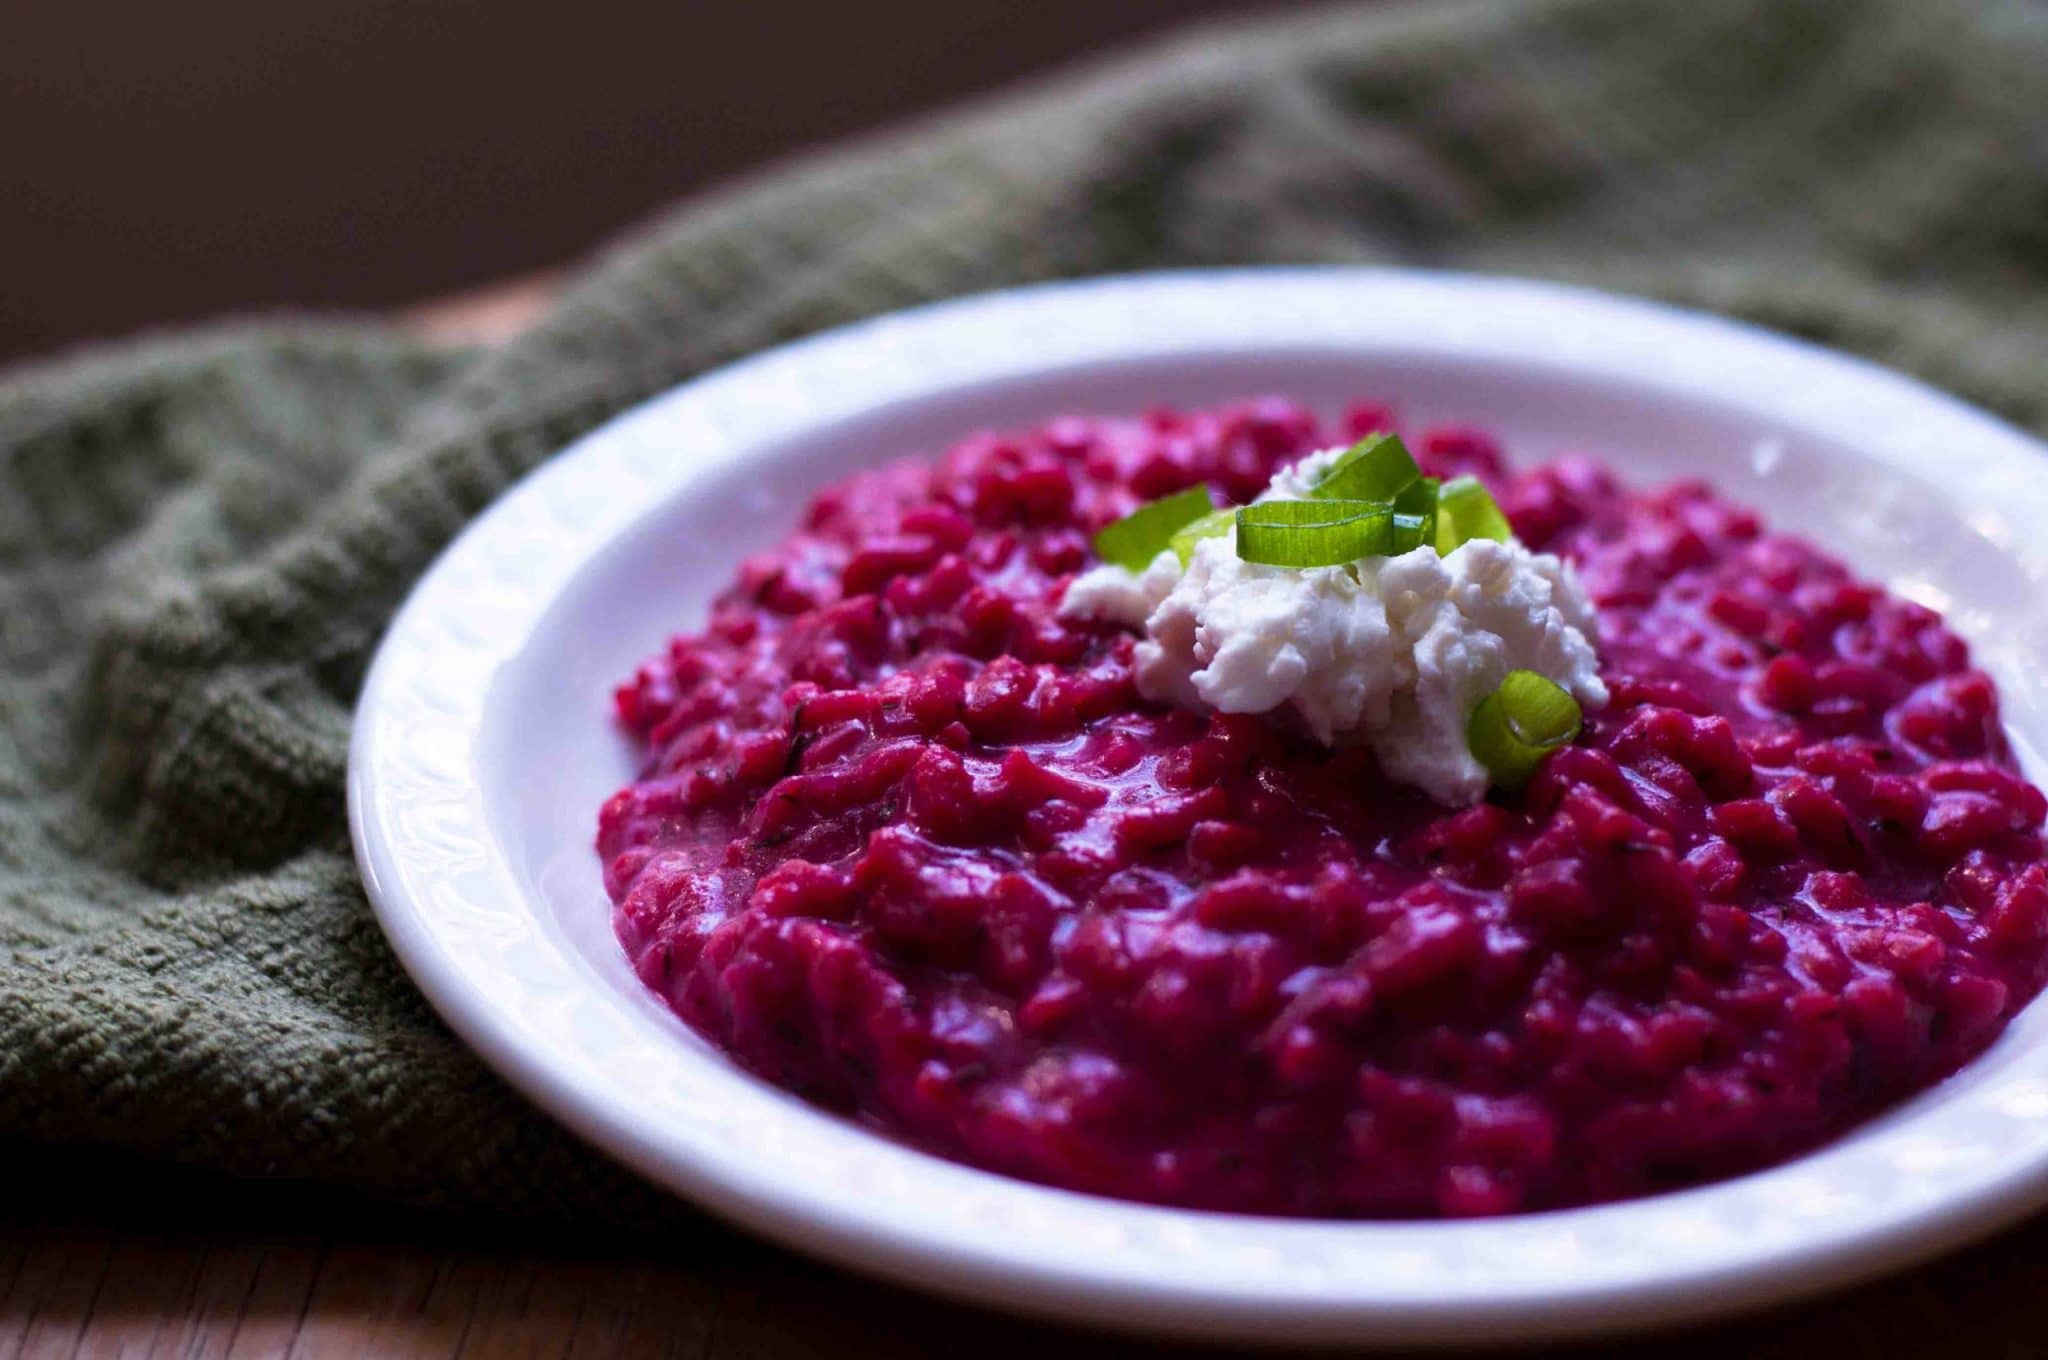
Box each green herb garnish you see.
[1394,475,1440,549]
[1235,499,1399,567]
[1093,486,1216,571]
[1468,669,1583,790]
[1169,508,1236,564]
[1435,475,1514,552]
[1235,438,1516,570]
[1307,433,1423,503]
[1390,512,1435,555]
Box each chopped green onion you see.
[1394,476,1439,551]
[1093,486,1215,571]
[1391,513,1434,554]
[1308,433,1423,503]
[1436,475,1514,552]
[1169,508,1236,564]
[1236,499,1396,566]
[1395,475,1440,516]
[1468,670,1582,790]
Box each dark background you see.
[1,0,1291,363]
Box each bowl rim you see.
[349,267,2048,1346]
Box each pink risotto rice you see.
[599,399,2048,1217]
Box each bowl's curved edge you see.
[349,266,2048,1346]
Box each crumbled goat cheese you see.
[1060,450,1606,806]
[1058,548,1182,627]
[1259,444,1346,502]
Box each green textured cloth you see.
[4,0,2047,1224]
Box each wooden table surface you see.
[9,284,2048,1357]
[9,1136,2048,1359]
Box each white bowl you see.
[350,269,2048,1346]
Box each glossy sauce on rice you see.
[600,400,2048,1216]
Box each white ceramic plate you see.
[350,269,2048,1346]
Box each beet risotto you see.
[598,398,2048,1217]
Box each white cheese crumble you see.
[1259,443,1347,502]
[1060,449,1607,807]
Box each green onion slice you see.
[1468,669,1583,790]
[1308,433,1423,503]
[1169,508,1236,564]
[1390,513,1434,554]
[1093,486,1216,570]
[1393,476,1439,551]
[1436,475,1514,552]
[1236,499,1396,566]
